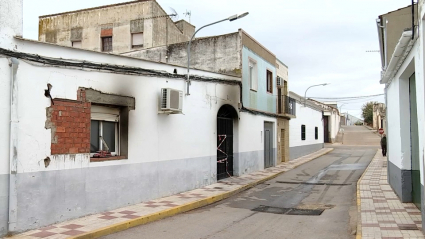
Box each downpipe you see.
[7,58,19,235]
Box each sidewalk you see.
[357,151,424,239]
[8,148,334,239]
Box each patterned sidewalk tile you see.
[8,148,333,239]
[359,151,424,238]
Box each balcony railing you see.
[278,95,296,116]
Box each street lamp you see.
[186,12,249,95]
[339,103,346,112]
[304,83,330,106]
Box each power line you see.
[309,93,384,100]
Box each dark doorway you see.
[323,116,330,143]
[217,105,237,180]
[409,73,421,209]
[264,122,274,168]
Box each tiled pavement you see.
[7,148,333,239]
[358,151,424,239]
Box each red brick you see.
[69,148,78,154]
[56,127,66,133]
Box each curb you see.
[70,148,334,239]
[355,149,379,239]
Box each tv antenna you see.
[169,7,179,21]
[183,10,191,23]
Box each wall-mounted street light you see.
[186,12,249,95]
[304,83,330,106]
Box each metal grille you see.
[102,37,113,52]
[285,96,296,115]
[161,89,167,108]
[170,90,179,109]
[217,105,236,180]
[278,96,296,116]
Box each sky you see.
[23,0,411,119]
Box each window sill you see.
[250,89,257,92]
[90,156,127,162]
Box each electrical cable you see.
[0,47,291,120]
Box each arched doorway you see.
[217,105,238,180]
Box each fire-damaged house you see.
[0,0,298,236]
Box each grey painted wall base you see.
[421,185,425,233]
[12,156,216,234]
[234,149,277,176]
[289,143,324,160]
[387,160,412,202]
[0,174,8,237]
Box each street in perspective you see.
[1,0,425,239]
[102,126,379,239]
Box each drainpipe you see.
[8,58,19,234]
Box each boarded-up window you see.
[71,28,83,41]
[102,37,112,52]
[130,19,144,33]
[72,41,82,48]
[45,31,57,43]
[132,33,144,48]
[266,70,273,93]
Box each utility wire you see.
[309,93,384,100]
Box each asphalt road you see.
[102,126,379,239]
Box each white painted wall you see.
[0,0,22,49]
[289,102,324,147]
[1,39,251,175]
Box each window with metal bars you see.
[102,37,113,52]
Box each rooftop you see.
[39,0,153,18]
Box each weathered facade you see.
[38,0,194,53]
[0,0,293,236]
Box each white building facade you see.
[0,0,280,235]
[288,92,324,160]
[377,2,425,231]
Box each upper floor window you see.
[249,60,258,91]
[266,70,273,93]
[132,32,144,49]
[102,37,113,52]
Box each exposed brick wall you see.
[46,89,91,155]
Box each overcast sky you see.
[23,0,410,118]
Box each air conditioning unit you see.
[160,88,183,113]
[277,77,282,86]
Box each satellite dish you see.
[169,7,179,21]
